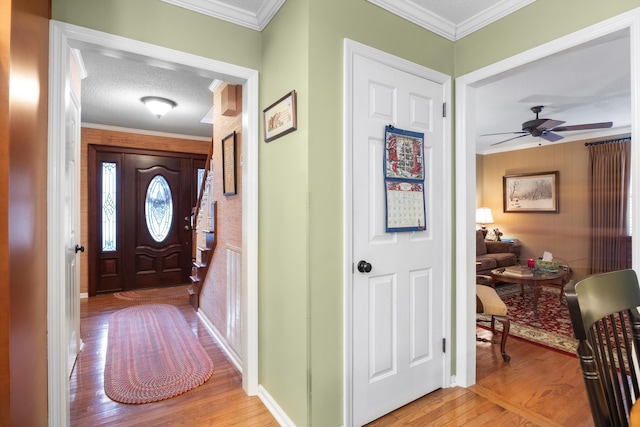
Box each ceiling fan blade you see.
[540,132,563,142]
[552,121,613,132]
[536,119,565,130]
[490,133,529,146]
[480,131,528,137]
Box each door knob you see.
[357,260,372,273]
[75,244,85,253]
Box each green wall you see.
[52,0,261,70]
[260,1,310,425]
[454,0,640,77]
[51,0,640,425]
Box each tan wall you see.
[199,83,243,340]
[80,127,210,294]
[477,139,593,281]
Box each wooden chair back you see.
[564,269,640,427]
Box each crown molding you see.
[162,0,285,31]
[456,0,536,40]
[367,0,535,41]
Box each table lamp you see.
[476,207,494,237]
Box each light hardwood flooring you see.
[71,293,592,426]
[70,293,278,426]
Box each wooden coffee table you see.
[491,267,570,316]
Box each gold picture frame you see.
[222,131,236,196]
[263,90,297,142]
[503,171,559,213]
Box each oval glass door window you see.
[145,175,173,242]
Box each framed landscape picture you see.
[503,171,559,213]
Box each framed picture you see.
[503,171,559,213]
[222,131,236,196]
[263,90,297,142]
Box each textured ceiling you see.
[81,46,217,138]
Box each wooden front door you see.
[90,147,205,295]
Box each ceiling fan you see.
[485,105,613,146]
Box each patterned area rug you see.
[104,304,214,404]
[113,284,190,301]
[478,283,578,355]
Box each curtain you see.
[588,139,631,274]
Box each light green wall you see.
[454,0,640,77]
[51,0,640,425]
[52,0,261,70]
[260,1,310,425]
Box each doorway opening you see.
[455,10,640,387]
[48,21,260,426]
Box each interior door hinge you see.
[442,102,447,118]
[442,338,446,353]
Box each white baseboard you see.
[197,309,295,426]
[80,292,88,299]
[257,385,296,427]
[197,308,242,373]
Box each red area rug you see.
[113,284,190,301]
[104,304,214,404]
[478,284,578,355]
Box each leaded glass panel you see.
[102,162,117,252]
[145,175,173,242]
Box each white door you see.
[350,51,448,426]
[65,50,84,377]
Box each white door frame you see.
[47,21,260,426]
[454,9,640,386]
[343,38,453,426]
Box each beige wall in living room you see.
[476,137,617,282]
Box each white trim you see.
[197,309,242,372]
[161,0,285,31]
[366,0,535,41]
[81,122,212,142]
[456,0,536,40]
[48,21,261,425]
[257,385,296,427]
[454,7,640,387]
[343,38,452,427]
[47,21,72,427]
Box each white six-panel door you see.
[348,44,449,426]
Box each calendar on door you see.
[384,125,426,232]
[385,181,425,232]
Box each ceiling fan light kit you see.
[140,96,177,118]
[486,105,613,146]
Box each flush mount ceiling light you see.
[140,96,177,118]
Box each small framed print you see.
[222,131,236,196]
[263,90,297,142]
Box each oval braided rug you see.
[104,304,214,404]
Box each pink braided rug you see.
[104,304,214,404]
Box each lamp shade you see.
[475,207,494,226]
[140,96,177,118]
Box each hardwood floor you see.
[367,328,593,426]
[70,292,278,426]
[71,292,592,426]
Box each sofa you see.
[476,230,518,274]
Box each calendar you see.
[385,181,425,232]
[384,125,426,233]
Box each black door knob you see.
[357,260,372,273]
[75,244,85,253]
